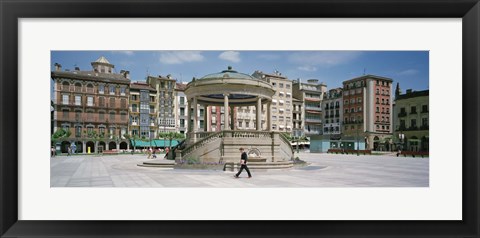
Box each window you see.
[109,112,115,121]
[422,118,428,126]
[376,107,379,112]
[376,98,379,104]
[110,98,115,107]
[344,100,348,105]
[109,85,115,95]
[99,85,105,94]
[99,111,105,120]
[131,95,137,101]
[422,105,428,113]
[87,96,93,106]
[120,87,126,95]
[121,99,127,108]
[279,83,284,88]
[62,95,69,105]
[376,116,379,121]
[121,112,126,121]
[132,104,138,112]
[345,109,349,113]
[75,96,82,106]
[411,106,417,114]
[411,119,417,128]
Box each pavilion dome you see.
[199,66,255,81]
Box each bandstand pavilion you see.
[179,67,294,169]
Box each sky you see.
[51,51,429,91]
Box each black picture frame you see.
[1,0,479,237]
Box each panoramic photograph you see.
[50,50,429,188]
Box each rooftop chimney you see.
[74,66,80,71]
[54,63,62,71]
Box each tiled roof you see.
[94,56,111,64]
[396,90,429,100]
[176,83,187,91]
[51,70,130,84]
[131,82,156,91]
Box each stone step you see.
[137,160,175,168]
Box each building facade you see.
[252,71,293,132]
[175,83,188,134]
[129,82,157,140]
[342,75,393,150]
[147,75,177,133]
[393,88,429,152]
[51,56,131,153]
[322,88,343,136]
[292,97,303,137]
[292,79,327,137]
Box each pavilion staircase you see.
[178,131,294,170]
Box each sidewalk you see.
[51,152,429,188]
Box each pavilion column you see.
[187,99,192,132]
[230,105,235,130]
[224,94,229,130]
[193,97,198,142]
[267,102,272,131]
[82,141,86,154]
[204,105,208,132]
[256,97,262,131]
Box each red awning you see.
[306,110,321,114]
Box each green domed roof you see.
[200,66,254,80]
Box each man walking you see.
[235,147,252,178]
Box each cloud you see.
[159,51,204,64]
[257,54,281,60]
[111,50,134,56]
[297,65,317,72]
[398,69,419,76]
[288,51,362,67]
[219,51,241,63]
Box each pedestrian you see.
[67,146,71,156]
[164,147,169,159]
[51,146,55,157]
[147,147,152,159]
[152,149,157,159]
[234,147,252,178]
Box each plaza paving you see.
[50,152,429,187]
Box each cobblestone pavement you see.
[50,152,429,187]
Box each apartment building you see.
[342,75,393,150]
[393,87,429,152]
[147,74,177,133]
[292,79,327,137]
[51,56,131,153]
[252,70,293,132]
[129,82,157,139]
[322,88,343,135]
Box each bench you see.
[398,151,429,158]
[103,150,119,155]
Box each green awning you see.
[130,139,179,147]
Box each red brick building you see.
[51,56,131,153]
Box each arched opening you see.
[61,141,71,153]
[421,136,429,152]
[62,81,70,90]
[98,141,106,153]
[373,136,380,151]
[75,141,83,153]
[86,141,95,153]
[120,141,128,150]
[109,141,117,150]
[409,136,419,151]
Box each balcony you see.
[398,112,407,117]
[305,118,322,123]
[420,125,429,130]
[410,111,417,115]
[421,110,429,114]
[305,106,322,111]
[342,120,364,125]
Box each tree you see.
[51,128,71,145]
[158,132,186,159]
[124,133,140,154]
